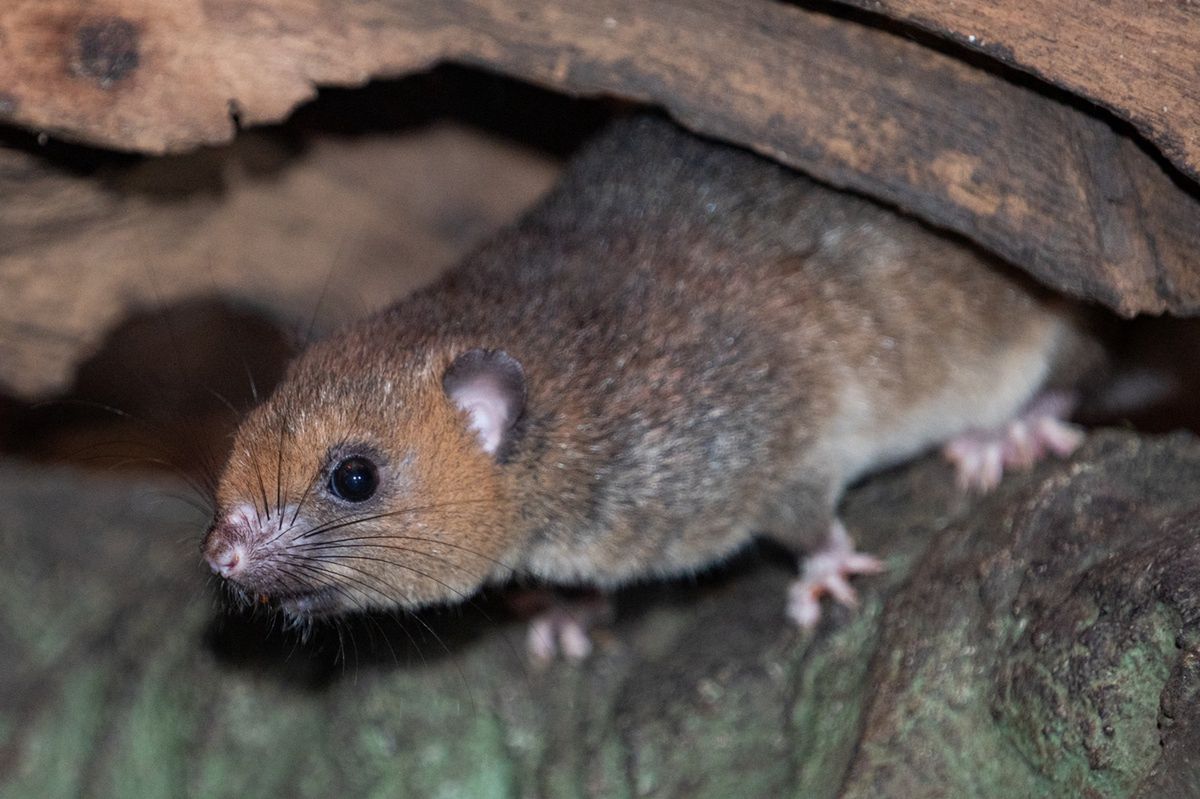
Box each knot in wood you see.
[73,17,140,88]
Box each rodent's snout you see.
[202,524,246,579]
[205,540,244,578]
[201,507,260,580]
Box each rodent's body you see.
[204,117,1097,619]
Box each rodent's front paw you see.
[510,589,612,664]
[787,520,884,629]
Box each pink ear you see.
[442,349,526,457]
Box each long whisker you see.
[272,563,365,658]
[283,559,432,658]
[282,559,424,671]
[241,360,260,406]
[318,611,345,671]
[283,563,360,654]
[80,451,215,508]
[285,550,483,617]
[274,419,288,523]
[278,561,372,614]
[260,475,426,551]
[250,446,272,524]
[282,548,527,685]
[298,534,518,573]
[283,556,472,696]
[204,386,244,422]
[29,404,220,500]
[286,426,366,530]
[303,232,347,350]
[258,475,408,551]
[291,497,495,542]
[289,496,491,545]
[159,492,216,518]
[289,463,318,527]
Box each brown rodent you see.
[202,116,1099,650]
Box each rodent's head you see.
[201,341,527,620]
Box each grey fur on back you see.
[319,116,1094,585]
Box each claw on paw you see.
[520,592,611,663]
[943,391,1084,493]
[527,610,594,662]
[787,520,884,629]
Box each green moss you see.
[0,669,109,799]
[791,600,880,799]
[1093,608,1176,790]
[4,439,1199,799]
[418,715,514,799]
[1000,602,1177,798]
[190,680,336,799]
[1,559,109,671]
[587,738,634,799]
[97,638,200,799]
[279,662,522,799]
[622,671,793,798]
[842,611,1051,799]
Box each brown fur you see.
[204,116,1099,616]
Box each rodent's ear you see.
[442,349,526,457]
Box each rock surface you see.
[1,429,1197,797]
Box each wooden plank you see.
[0,125,558,397]
[839,0,1200,182]
[1,0,1198,316]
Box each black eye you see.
[330,456,378,502]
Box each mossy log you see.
[2,430,1197,797]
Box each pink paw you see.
[943,391,1084,493]
[517,592,611,663]
[787,520,884,629]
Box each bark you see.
[0,124,558,397]
[838,0,1200,182]
[1,0,1198,323]
[2,430,1198,797]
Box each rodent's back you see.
[206,116,1097,615]
[363,116,1089,582]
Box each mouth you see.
[209,558,339,618]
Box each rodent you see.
[201,115,1100,653]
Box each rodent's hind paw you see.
[942,390,1084,493]
[526,609,595,662]
[513,590,612,664]
[787,520,884,630]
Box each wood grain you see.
[0,0,1198,319]
[839,0,1200,182]
[0,125,558,398]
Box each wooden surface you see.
[0,124,558,398]
[0,0,1198,318]
[840,0,1200,181]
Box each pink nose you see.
[203,530,246,578]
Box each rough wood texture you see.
[3,430,1199,797]
[1,0,1198,317]
[0,125,558,398]
[839,0,1200,182]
